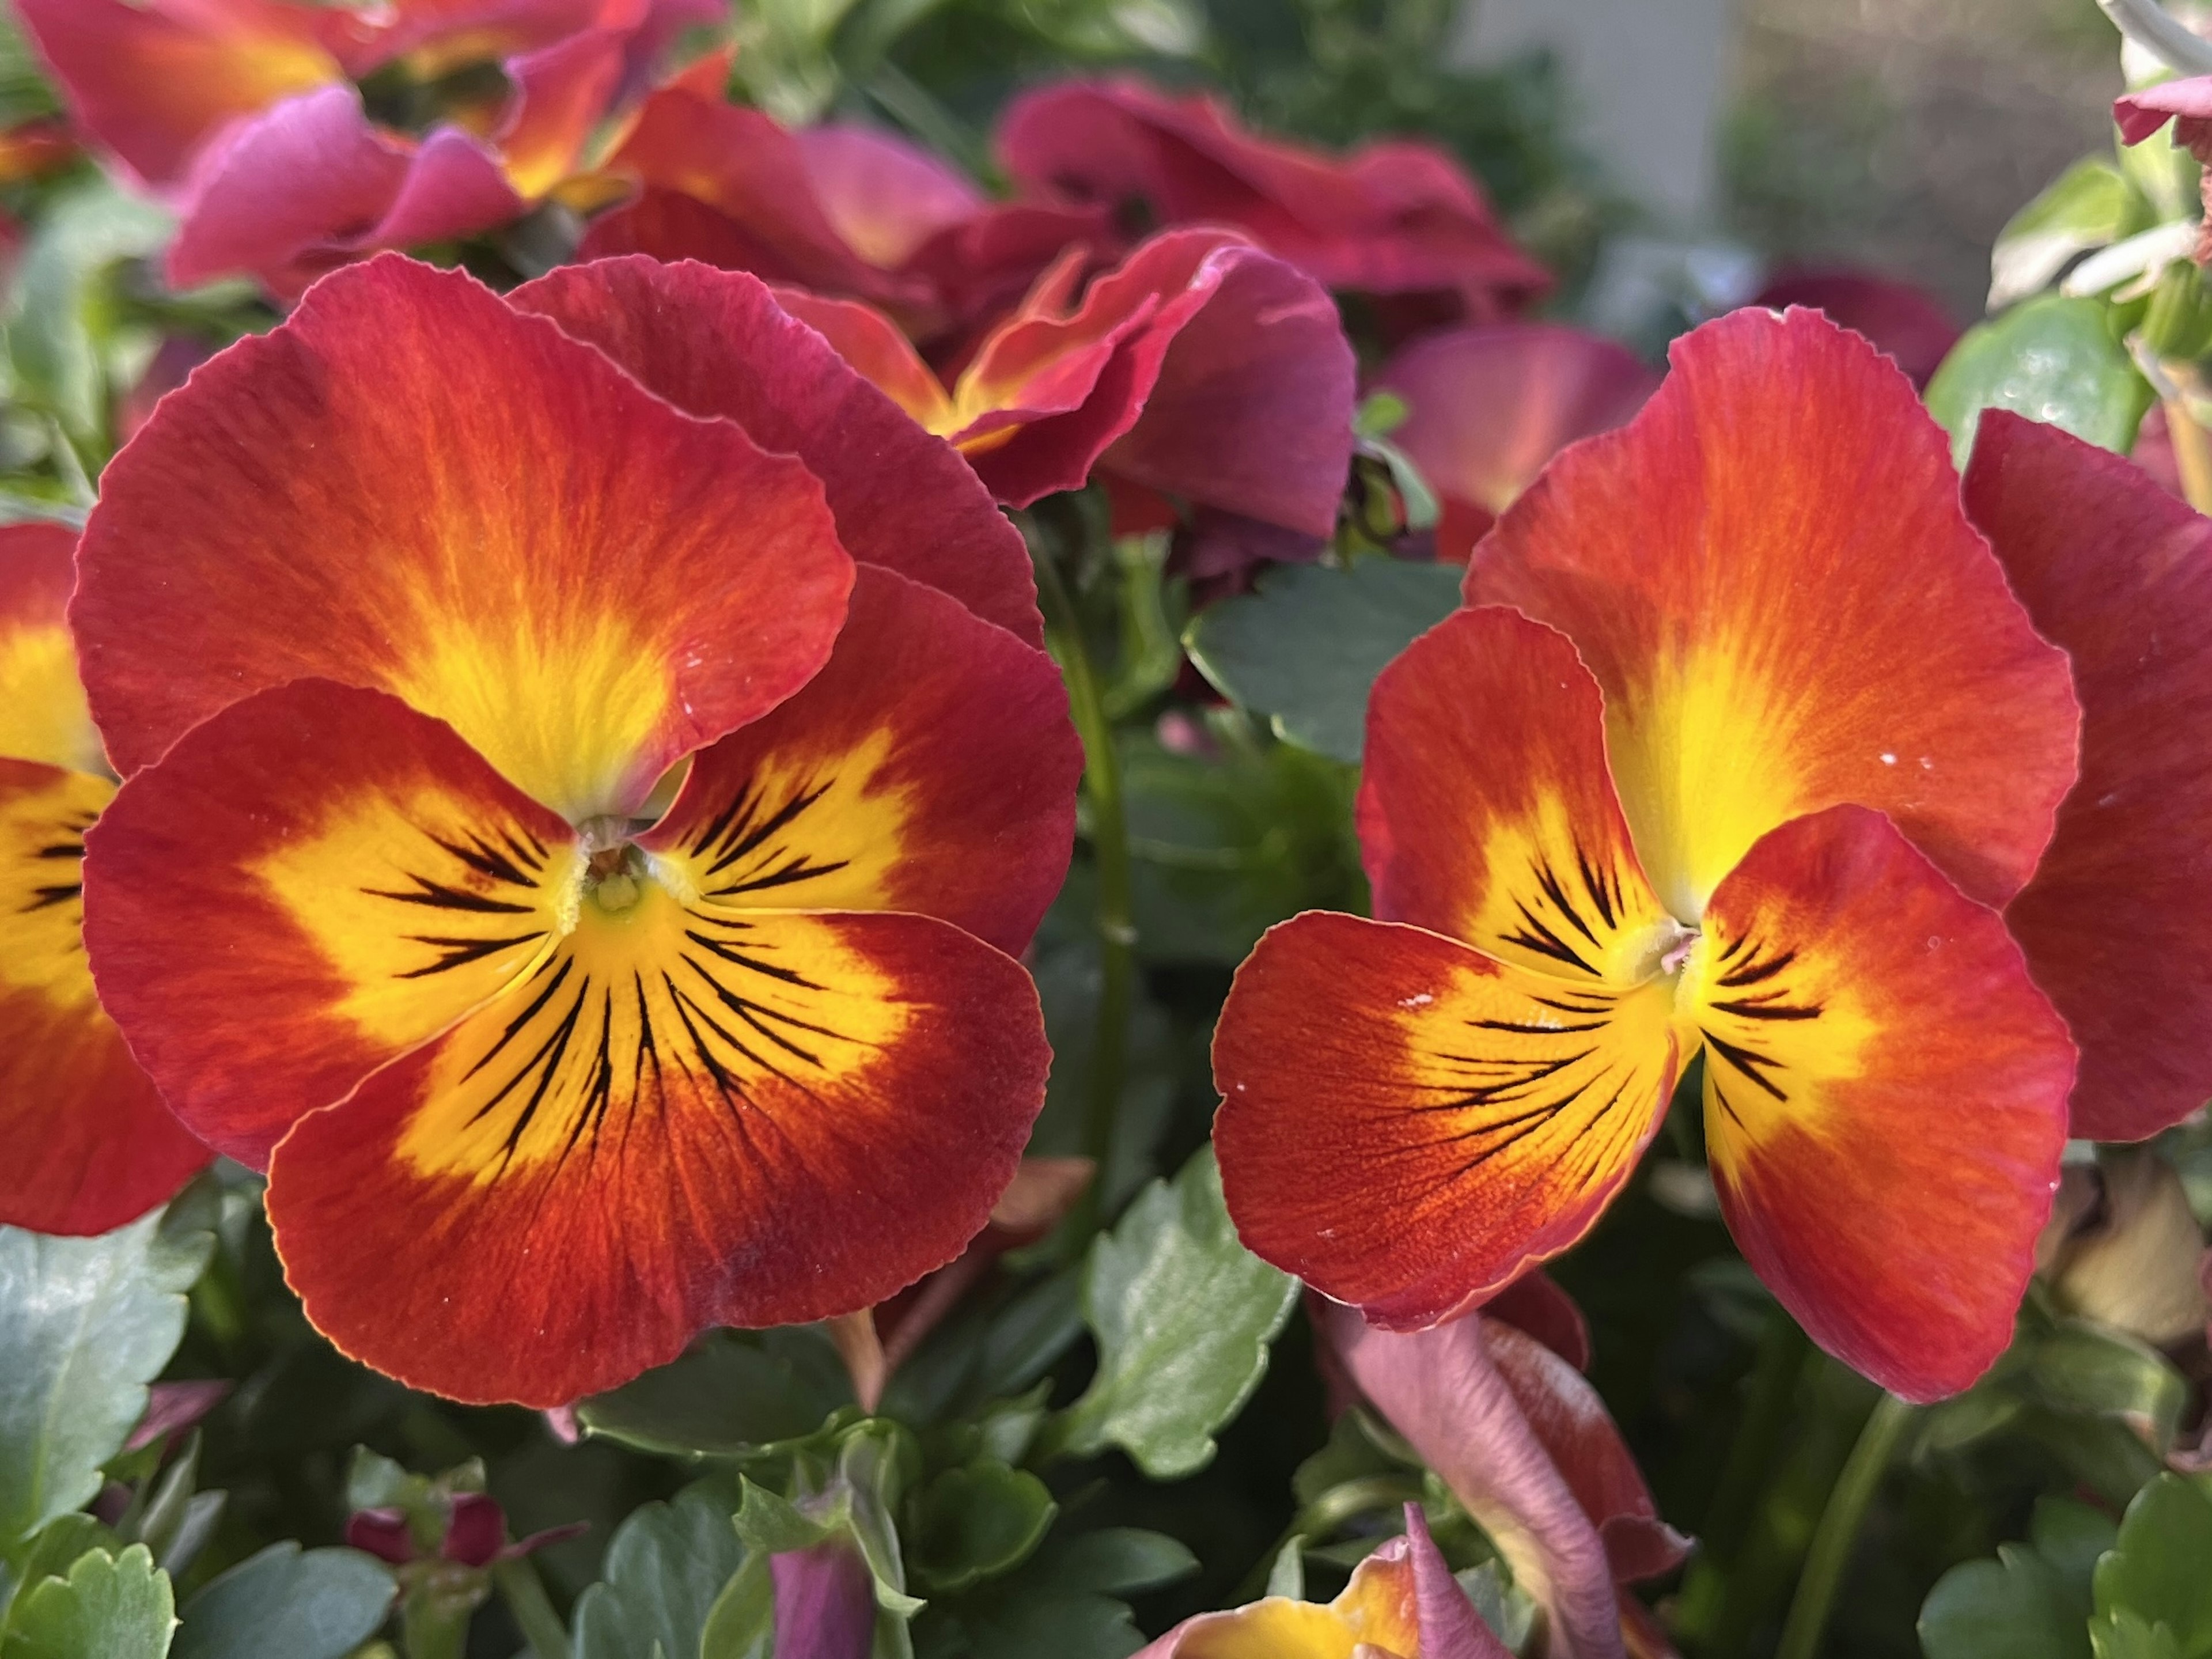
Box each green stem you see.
[1774,1392,1914,1659]
[1706,1315,1812,1563]
[492,1558,572,1659]
[1031,544,1135,1240]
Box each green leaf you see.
[1990,158,2153,310]
[573,1487,749,1659]
[2033,1498,2122,1599]
[2,1546,173,1659]
[910,1462,1056,1594]
[2,179,172,445]
[1,1518,117,1629]
[2093,1475,2212,1657]
[1925,294,2154,472]
[169,1545,393,1659]
[921,1528,1196,1659]
[0,1193,215,1546]
[576,1330,853,1461]
[1049,1148,1298,1479]
[1262,1537,1305,1600]
[1183,559,1463,762]
[1919,1546,2091,1659]
[1120,733,1362,965]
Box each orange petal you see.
[265,897,1048,1405]
[508,256,1040,646]
[1964,413,2212,1141]
[75,255,853,819]
[1467,306,2080,921]
[82,680,582,1168]
[1359,606,1679,983]
[767,287,962,434]
[1214,911,1685,1330]
[637,567,1080,956]
[0,759,209,1233]
[1687,804,2074,1400]
[494,25,627,200]
[0,523,101,777]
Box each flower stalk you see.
[1774,1391,1915,1659]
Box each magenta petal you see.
[165,86,522,298]
[441,1492,507,1569]
[345,1508,416,1567]
[1103,241,1357,536]
[1318,1300,1627,1659]
[772,1539,875,1659]
[1751,267,1961,388]
[126,1378,231,1452]
[1404,1503,1514,1659]
[2117,75,2212,144]
[1372,323,1659,561]
[797,123,986,270]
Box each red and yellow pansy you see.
[68,252,1082,1407]
[1214,306,2212,1401]
[0,523,210,1236]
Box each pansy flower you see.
[994,77,1551,323]
[0,524,211,1235]
[1134,1505,1508,1659]
[1215,306,2212,1400]
[73,253,1082,1407]
[774,228,1356,540]
[1372,324,1661,564]
[18,0,719,297]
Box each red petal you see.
[0,759,209,1234]
[637,566,1078,957]
[509,256,1040,646]
[266,901,1048,1405]
[1964,412,2212,1140]
[1358,607,1677,979]
[1690,804,2074,1400]
[1749,266,1960,388]
[75,255,852,820]
[1468,306,2080,920]
[82,680,582,1167]
[1214,911,1684,1330]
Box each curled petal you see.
[771,1536,876,1659]
[1687,804,2074,1400]
[266,895,1049,1406]
[768,289,960,432]
[0,523,101,776]
[1358,607,1676,981]
[1132,1531,1421,1658]
[14,0,338,188]
[1468,306,2080,920]
[2116,75,2212,147]
[1405,1503,1515,1659]
[1964,412,2212,1141]
[75,255,853,819]
[82,680,581,1168]
[1214,911,1684,1330]
[168,87,525,298]
[1319,1301,1626,1659]
[1373,325,1661,562]
[509,256,1040,645]
[1482,1271,1592,1373]
[638,566,1079,957]
[1483,1323,1689,1582]
[495,25,630,199]
[0,760,210,1233]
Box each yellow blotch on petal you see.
[1175,1549,1419,1659]
[1463,791,1682,984]
[1605,643,1812,925]
[394,613,675,822]
[0,767,112,1007]
[0,623,104,775]
[655,726,912,912]
[395,878,912,1184]
[256,779,581,1053]
[1677,923,1877,1169]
